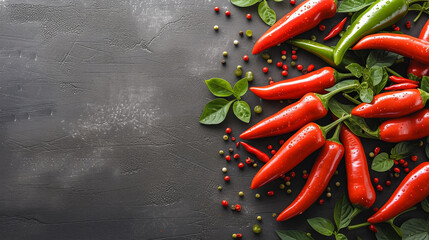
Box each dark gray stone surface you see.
[0,0,427,239]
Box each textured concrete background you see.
[0,0,427,239]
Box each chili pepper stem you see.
[387,219,402,237]
[343,93,362,105]
[414,2,427,22]
[319,114,351,139]
[327,123,342,144]
[335,72,356,81]
[384,67,404,78]
[350,207,363,220]
[347,222,369,230]
[318,83,359,108]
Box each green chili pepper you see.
[333,0,408,65]
[287,39,359,71]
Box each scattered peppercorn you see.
[218,186,222,190]
[394,167,400,173]
[281,55,287,60]
[232,233,237,239]
[279,139,285,145]
[246,71,254,81]
[291,55,297,61]
[369,225,378,233]
[239,31,243,36]
[242,55,249,62]
[302,173,309,179]
[285,181,291,186]
[262,67,268,73]
[223,51,228,57]
[225,155,231,161]
[319,199,324,205]
[235,204,241,212]
[272,213,277,218]
[394,173,400,178]
[404,168,410,173]
[326,192,332,198]
[229,148,234,153]
[411,155,418,161]
[267,59,273,64]
[399,159,405,165]
[221,59,226,65]
[255,193,260,198]
[222,200,228,207]
[224,176,230,182]
[245,157,252,164]
[307,64,315,72]
[335,182,341,187]
[310,35,317,41]
[246,30,252,38]
[394,26,400,31]
[223,135,228,141]
[403,161,408,167]
[279,183,285,189]
[287,189,292,194]
[373,207,379,212]
[406,21,411,29]
[238,162,244,169]
[285,176,290,181]
[319,25,325,31]
[235,68,243,77]
[373,178,379,184]
[239,191,244,197]
[219,150,224,155]
[214,25,219,31]
[374,147,380,155]
[257,216,262,221]
[233,153,240,159]
[394,160,399,165]
[296,64,303,71]
[290,0,296,5]
[253,224,262,234]
[326,187,331,191]
[233,40,239,46]
[231,137,236,141]
[267,191,274,196]
[276,62,283,68]
[222,167,227,173]
[290,61,296,67]
[385,180,392,186]
[369,152,375,158]
[335,170,339,175]
[267,145,273,150]
[246,13,252,20]
[376,185,383,191]
[214,6,220,12]
[237,233,242,238]
[231,205,236,210]
[290,171,296,178]
[339,31,345,37]
[261,52,270,60]
[253,163,258,168]
[225,10,231,16]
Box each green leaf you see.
[325,80,359,92]
[335,233,348,240]
[205,78,234,97]
[366,50,399,68]
[258,0,276,26]
[230,0,261,7]
[351,8,366,23]
[276,230,314,240]
[199,99,235,125]
[233,100,251,123]
[376,223,401,240]
[422,197,429,213]
[370,66,383,86]
[422,76,429,93]
[390,141,419,160]
[373,68,389,94]
[371,152,393,172]
[334,195,354,230]
[359,87,374,103]
[233,78,248,98]
[307,217,334,236]
[408,73,421,81]
[409,3,423,11]
[337,0,375,12]
[346,63,364,78]
[401,218,429,240]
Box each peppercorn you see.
[253,224,262,234]
[255,193,260,198]
[326,192,332,198]
[326,187,331,191]
[267,59,273,64]
[272,213,277,218]
[307,64,315,72]
[403,161,408,167]
[222,200,228,207]
[279,139,285,145]
[224,176,230,182]
[285,181,291,186]
[335,182,341,187]
[419,141,424,147]
[246,30,252,38]
[239,191,244,197]
[231,205,235,210]
[369,152,375,158]
[404,168,410,173]
[394,26,400,31]
[279,183,285,189]
[214,6,220,12]
[374,147,380,155]
[221,59,226,65]
[229,148,234,153]
[245,157,252,164]
[291,55,297,60]
[235,68,243,77]
[276,62,283,68]
[235,204,241,211]
[242,55,249,62]
[319,199,324,205]
[286,189,292,194]
[373,207,379,212]
[394,160,399,165]
[231,137,236,141]
[281,55,287,60]
[253,163,258,168]
[219,150,224,155]
[285,176,290,181]
[225,155,231,161]
[282,70,288,77]
[218,186,222,190]
[385,180,392,186]
[369,225,377,233]
[319,24,325,31]
[232,233,237,239]
[290,61,296,67]
[234,40,239,46]
[394,167,400,173]
[246,71,254,81]
[376,185,383,191]
[310,35,317,41]
[257,216,262,221]
[399,159,405,165]
[411,155,418,162]
[262,67,268,73]
[261,52,270,60]
[282,65,288,71]
[222,51,228,57]
[225,10,231,16]
[214,25,219,31]
[222,167,227,173]
[296,64,303,71]
[246,13,252,20]
[406,21,411,29]
[254,105,262,114]
[238,162,244,169]
[290,0,295,5]
[267,190,274,196]
[302,173,309,179]
[394,173,400,178]
[223,135,228,141]
[335,170,339,175]
[233,154,240,159]
[290,171,296,178]
[373,178,379,184]
[237,233,242,238]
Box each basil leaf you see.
[401,218,429,240]
[390,141,419,160]
[359,87,374,103]
[366,50,399,68]
[337,0,375,12]
[276,230,314,240]
[422,76,429,93]
[205,78,234,97]
[426,144,429,159]
[346,63,364,78]
[376,223,401,240]
[335,233,348,240]
[373,68,389,94]
[233,100,251,123]
[231,0,261,7]
[233,78,248,98]
[371,152,393,172]
[334,195,354,230]
[422,197,429,213]
[258,0,276,26]
[325,80,359,92]
[370,66,383,86]
[351,8,366,23]
[408,73,421,81]
[307,217,334,236]
[199,99,235,125]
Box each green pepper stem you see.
[336,72,356,81]
[414,2,427,22]
[347,222,369,230]
[327,123,342,144]
[319,114,351,139]
[407,0,428,5]
[385,67,404,78]
[318,83,359,109]
[385,206,417,237]
[343,93,362,105]
[350,207,364,220]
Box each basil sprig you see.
[371,141,420,172]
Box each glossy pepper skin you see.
[333,0,408,65]
[379,108,429,142]
[240,142,270,163]
[389,76,419,85]
[408,18,429,79]
[353,33,429,65]
[277,125,344,221]
[384,83,419,90]
[324,17,347,41]
[287,39,359,71]
[241,84,358,139]
[351,89,429,118]
[252,0,337,54]
[368,162,429,223]
[341,126,375,209]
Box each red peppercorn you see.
[225,155,231,161]
[373,178,379,184]
[282,65,288,70]
[399,159,405,165]
[238,162,244,169]
[369,225,378,233]
[291,50,297,55]
[271,150,276,155]
[233,153,240,159]
[279,139,285,145]
[269,80,275,85]
[235,204,241,211]
[394,26,400,31]
[374,147,380,155]
[296,64,303,71]
[281,50,287,55]
[262,67,268,73]
[393,160,399,165]
[307,64,315,72]
[291,55,297,60]
[280,174,285,178]
[237,233,242,238]
[319,25,326,31]
[406,21,411,29]
[214,6,220,12]
[411,155,418,162]
[385,180,392,186]
[224,176,230,182]
[222,200,228,207]
[394,167,400,173]
[403,161,408,167]
[225,127,232,134]
[285,176,291,181]
[404,168,410,173]
[246,13,252,20]
[243,55,249,62]
[290,171,296,178]
[303,173,309,179]
[225,10,231,16]
[267,190,274,196]
[290,0,295,5]
[267,145,273,150]
[281,70,288,77]
[231,137,236,141]
[392,24,397,29]
[319,199,324,205]
[245,157,252,164]
[276,62,283,68]
[376,184,383,191]
[373,207,379,212]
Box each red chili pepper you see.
[252,0,337,54]
[250,67,353,100]
[389,76,419,85]
[340,126,375,209]
[251,115,349,189]
[408,19,429,79]
[324,17,347,41]
[240,142,270,163]
[241,84,358,139]
[351,89,429,118]
[352,33,429,65]
[368,162,429,224]
[379,109,429,142]
[276,124,344,221]
[384,83,419,91]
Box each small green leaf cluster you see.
[371,141,420,172]
[231,0,277,26]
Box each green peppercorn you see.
[339,31,345,37]
[219,150,224,155]
[287,189,292,194]
[253,224,262,234]
[257,216,262,221]
[246,71,254,81]
[326,187,331,192]
[307,233,312,237]
[253,163,258,168]
[281,55,287,60]
[254,105,262,114]
[214,25,219,31]
[223,51,228,57]
[335,182,341,187]
[335,170,339,175]
[395,173,400,178]
[239,191,244,197]
[326,192,332,198]
[290,61,296,67]
[237,65,242,69]
[419,140,424,147]
[261,52,270,60]
[218,186,222,190]
[285,181,291,186]
[272,213,277,218]
[235,68,243,77]
[279,183,285,189]
[302,170,307,174]
[369,152,375,158]
[267,59,273,64]
[310,35,317,41]
[246,30,253,38]
[255,193,260,198]
[232,233,237,238]
[223,135,228,141]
